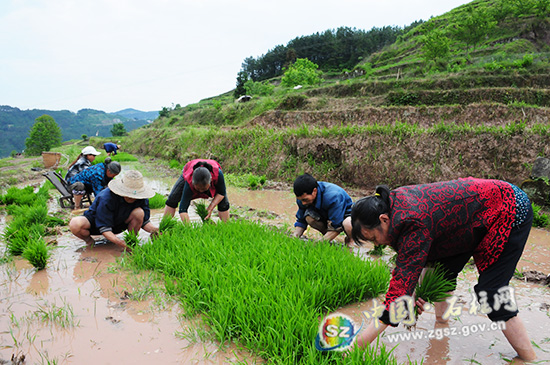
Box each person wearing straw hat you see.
[69,170,159,251]
[65,146,101,181]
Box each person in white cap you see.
[65,146,101,181]
[69,170,159,252]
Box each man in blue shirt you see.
[293,173,353,243]
[69,170,159,251]
[103,142,120,156]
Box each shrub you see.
[532,203,550,227]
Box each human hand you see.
[415,297,431,316]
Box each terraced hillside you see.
[125,0,550,191]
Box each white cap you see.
[81,146,101,156]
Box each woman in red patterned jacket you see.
[163,159,230,223]
[351,177,536,361]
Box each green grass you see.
[130,220,391,364]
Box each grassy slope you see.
[123,0,550,191]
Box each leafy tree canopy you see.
[110,122,127,137]
[281,58,323,87]
[24,115,62,156]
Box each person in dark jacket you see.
[350,177,536,361]
[164,159,229,223]
[293,173,353,243]
[65,146,101,181]
[69,170,159,251]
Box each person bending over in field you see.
[69,170,159,252]
[292,173,353,244]
[350,178,536,361]
[163,159,230,223]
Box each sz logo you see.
[314,313,363,352]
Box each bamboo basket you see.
[42,152,62,168]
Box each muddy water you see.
[1,184,550,364]
[0,210,260,364]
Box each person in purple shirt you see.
[293,173,353,243]
[69,170,159,252]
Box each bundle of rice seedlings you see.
[194,200,209,222]
[22,237,50,270]
[410,263,455,326]
[369,244,385,256]
[159,215,178,233]
[123,230,140,247]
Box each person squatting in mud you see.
[349,177,536,361]
[69,170,159,252]
[293,173,353,244]
[163,159,230,223]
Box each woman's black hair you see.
[193,161,213,173]
[351,185,391,244]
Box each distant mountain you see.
[0,106,157,158]
[113,108,159,121]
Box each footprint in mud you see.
[105,316,121,324]
[78,256,99,263]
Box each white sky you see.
[0,0,472,113]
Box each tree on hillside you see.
[24,115,62,156]
[281,58,323,88]
[110,123,126,137]
[451,6,497,56]
[234,70,249,98]
[421,28,451,64]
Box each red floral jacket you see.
[383,177,515,316]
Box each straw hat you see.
[81,146,101,156]
[108,170,155,199]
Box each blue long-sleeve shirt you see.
[68,163,111,196]
[84,188,151,234]
[294,181,353,230]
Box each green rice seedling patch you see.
[225,173,267,189]
[148,192,167,209]
[94,152,138,163]
[4,222,45,256]
[130,220,391,363]
[22,237,50,270]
